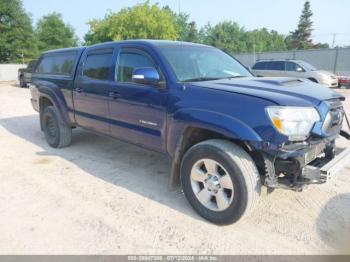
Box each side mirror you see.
[132,67,160,85]
[296,67,304,72]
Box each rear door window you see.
[266,61,284,71]
[252,62,266,70]
[35,52,77,75]
[83,51,114,80]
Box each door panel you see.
[73,49,114,134]
[108,48,167,152]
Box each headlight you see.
[266,106,320,141]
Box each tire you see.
[41,106,72,148]
[180,139,261,225]
[19,76,27,88]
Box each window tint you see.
[252,62,266,70]
[117,51,156,82]
[266,61,284,71]
[83,52,113,80]
[285,62,297,71]
[35,52,77,75]
[27,60,37,70]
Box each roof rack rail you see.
[256,58,295,62]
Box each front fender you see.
[167,108,263,157]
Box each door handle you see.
[75,87,83,93]
[109,91,121,99]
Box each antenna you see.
[178,0,183,43]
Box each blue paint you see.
[31,40,344,159]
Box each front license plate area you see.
[304,144,326,165]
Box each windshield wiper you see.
[182,77,221,82]
[182,75,247,82]
[218,75,246,80]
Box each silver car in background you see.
[251,59,339,88]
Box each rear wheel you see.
[180,139,261,225]
[41,106,72,148]
[19,76,27,88]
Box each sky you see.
[22,0,350,46]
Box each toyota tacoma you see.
[29,40,350,224]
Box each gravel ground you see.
[0,81,350,254]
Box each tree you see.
[163,6,200,42]
[201,21,248,54]
[246,28,287,53]
[0,0,37,63]
[201,22,287,54]
[35,12,78,52]
[287,1,314,49]
[84,1,179,45]
[313,42,330,49]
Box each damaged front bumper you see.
[304,147,350,182]
[263,130,350,191]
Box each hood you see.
[316,70,337,79]
[317,70,336,77]
[189,77,343,106]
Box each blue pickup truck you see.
[30,40,350,224]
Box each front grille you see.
[322,99,344,135]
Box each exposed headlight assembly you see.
[266,106,320,141]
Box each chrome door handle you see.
[109,91,120,99]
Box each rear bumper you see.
[29,85,39,112]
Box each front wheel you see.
[180,139,261,225]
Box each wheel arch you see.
[308,77,318,83]
[168,111,262,189]
[37,83,72,128]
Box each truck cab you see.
[30,40,350,225]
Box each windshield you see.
[298,61,317,71]
[159,46,252,82]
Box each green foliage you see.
[287,1,314,49]
[0,0,37,63]
[0,0,338,62]
[313,42,330,49]
[35,12,78,52]
[201,22,287,54]
[202,22,247,53]
[84,1,179,45]
[163,6,200,42]
[247,29,288,52]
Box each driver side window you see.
[116,51,156,83]
[285,62,297,71]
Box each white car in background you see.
[251,59,339,88]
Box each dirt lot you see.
[0,81,350,254]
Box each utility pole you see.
[253,43,256,63]
[21,52,24,67]
[332,33,336,48]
